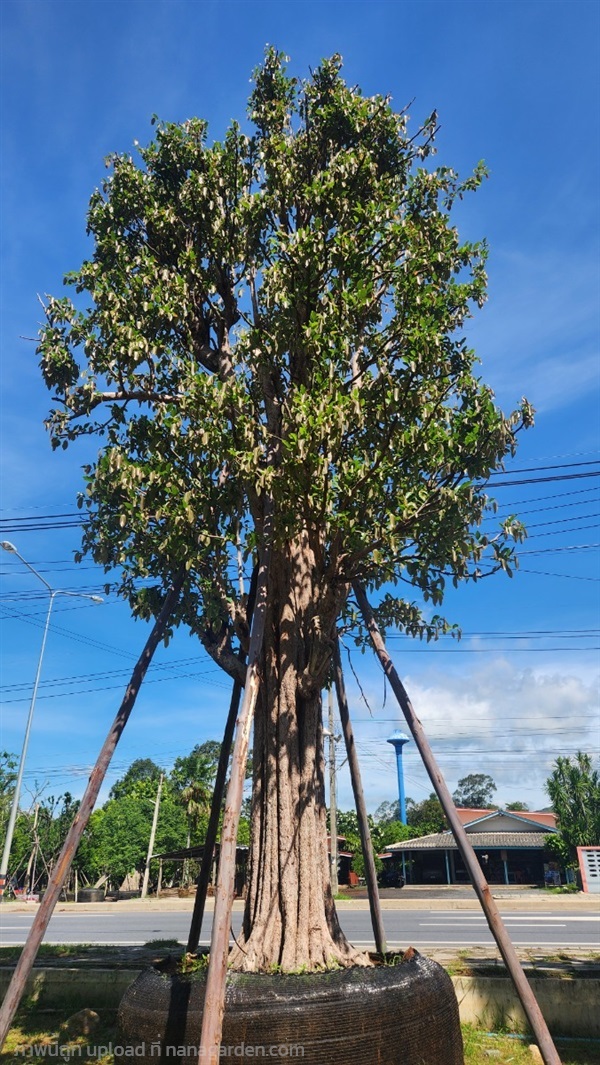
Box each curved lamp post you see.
[0,541,102,899]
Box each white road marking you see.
[419,922,565,928]
[418,915,598,921]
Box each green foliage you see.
[38,49,532,674]
[0,750,17,837]
[452,774,497,809]
[80,780,187,884]
[8,793,82,889]
[170,743,219,795]
[38,793,81,866]
[377,820,413,848]
[6,742,247,889]
[9,811,35,875]
[505,801,529,812]
[406,793,447,836]
[109,758,163,800]
[544,752,600,868]
[77,743,232,885]
[373,800,400,825]
[352,847,383,880]
[334,808,410,876]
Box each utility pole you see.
[141,773,163,899]
[327,686,339,897]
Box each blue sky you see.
[1,0,598,819]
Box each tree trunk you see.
[228,535,367,972]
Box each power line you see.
[490,471,600,488]
[518,568,600,582]
[515,513,600,530]
[0,667,230,705]
[490,460,600,476]
[529,523,600,538]
[518,543,600,555]
[492,487,600,515]
[0,466,598,532]
[386,629,599,640]
[365,646,600,653]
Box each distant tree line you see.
[2,751,597,893]
[2,742,250,895]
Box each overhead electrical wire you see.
[488,471,599,488]
[517,568,599,582]
[489,460,599,476]
[518,543,599,555]
[0,464,598,532]
[0,667,231,705]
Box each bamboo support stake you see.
[0,573,186,1049]
[186,679,241,953]
[327,686,339,897]
[187,567,258,954]
[199,511,272,1065]
[353,580,561,1065]
[141,773,164,899]
[333,638,387,956]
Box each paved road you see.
[1,908,598,951]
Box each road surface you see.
[1,908,598,951]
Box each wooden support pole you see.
[353,580,562,1065]
[327,686,339,897]
[199,512,272,1064]
[0,573,186,1049]
[333,638,387,956]
[186,678,241,953]
[141,773,164,899]
[187,567,258,955]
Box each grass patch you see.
[0,945,102,962]
[462,1024,600,1064]
[0,942,184,968]
[2,1003,599,1064]
[1,1005,117,1065]
[539,884,581,894]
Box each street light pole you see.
[0,542,102,899]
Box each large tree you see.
[39,51,530,971]
[545,752,600,868]
[109,758,163,800]
[407,793,448,836]
[452,773,497,809]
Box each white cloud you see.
[336,656,599,814]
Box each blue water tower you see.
[387,731,410,824]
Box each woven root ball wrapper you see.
[118,948,464,1064]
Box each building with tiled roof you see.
[384,808,559,886]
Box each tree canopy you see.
[545,752,600,868]
[452,773,497,809]
[406,793,448,835]
[39,49,531,667]
[109,757,162,800]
